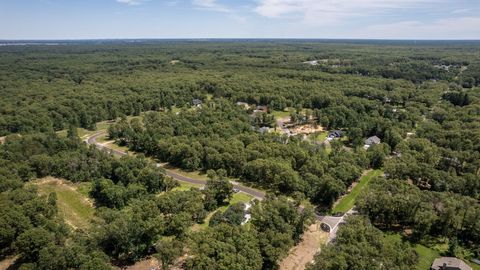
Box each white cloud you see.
[116,0,147,6]
[254,0,443,24]
[192,0,230,12]
[355,17,480,39]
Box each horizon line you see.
[1,38,480,42]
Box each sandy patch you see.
[279,222,329,270]
[0,256,18,270]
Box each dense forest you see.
[0,40,479,269]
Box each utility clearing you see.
[279,222,329,270]
[32,177,94,229]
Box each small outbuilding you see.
[192,99,202,107]
[431,257,472,270]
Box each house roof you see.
[365,136,381,145]
[192,99,202,105]
[431,257,472,270]
[328,130,344,137]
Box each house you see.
[328,130,344,139]
[253,105,268,114]
[303,60,319,65]
[364,136,381,149]
[236,101,250,109]
[257,126,270,134]
[192,99,202,107]
[431,257,472,270]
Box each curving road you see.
[85,131,266,200]
[84,132,345,230]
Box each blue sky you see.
[0,0,479,39]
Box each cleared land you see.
[32,177,94,229]
[279,222,329,270]
[333,169,383,213]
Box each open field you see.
[333,169,383,213]
[32,177,94,229]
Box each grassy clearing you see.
[271,109,291,119]
[33,177,94,229]
[191,192,253,231]
[217,192,253,212]
[333,169,383,213]
[162,165,209,181]
[171,181,203,191]
[415,243,440,270]
[310,131,327,142]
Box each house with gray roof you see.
[431,257,472,270]
[364,136,381,149]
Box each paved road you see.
[85,132,266,200]
[85,132,343,228]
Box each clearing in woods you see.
[332,169,383,213]
[279,222,329,270]
[32,177,94,229]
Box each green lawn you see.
[171,181,203,191]
[192,192,253,231]
[34,178,94,229]
[415,243,440,270]
[271,109,292,119]
[311,131,327,142]
[162,165,209,181]
[333,169,383,213]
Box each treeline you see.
[357,178,480,255]
[188,195,315,269]
[0,133,315,269]
[2,41,479,136]
[385,85,480,199]
[108,102,387,208]
[307,216,418,270]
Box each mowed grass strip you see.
[33,177,94,229]
[414,243,440,270]
[333,169,383,213]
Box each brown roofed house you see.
[431,257,472,270]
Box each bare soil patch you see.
[0,256,18,270]
[279,222,329,270]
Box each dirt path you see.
[0,256,17,270]
[279,222,329,270]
